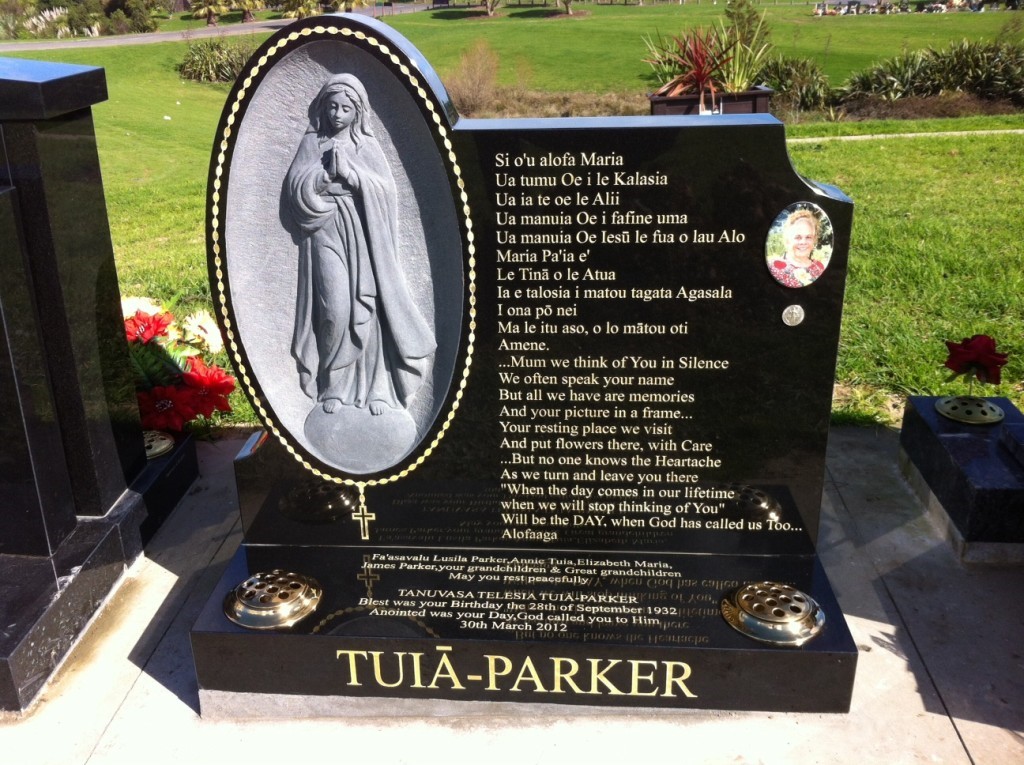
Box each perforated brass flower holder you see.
[223,569,322,630]
[723,484,782,522]
[143,431,175,459]
[721,581,824,647]
[935,396,1004,425]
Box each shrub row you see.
[763,39,1024,111]
[840,40,1024,105]
[178,37,259,84]
[176,34,1024,115]
[642,38,1024,113]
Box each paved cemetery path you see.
[788,128,1024,142]
[0,6,431,53]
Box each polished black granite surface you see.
[2,56,147,517]
[0,520,125,710]
[192,15,856,713]
[0,58,107,121]
[0,185,77,557]
[193,545,856,712]
[900,396,1024,543]
[0,59,198,711]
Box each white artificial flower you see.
[183,310,224,354]
[121,296,164,318]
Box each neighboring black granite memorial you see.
[0,58,198,711]
[191,15,857,713]
[900,396,1024,564]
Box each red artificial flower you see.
[943,334,1009,385]
[125,310,174,344]
[137,385,200,432]
[181,356,236,418]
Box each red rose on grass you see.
[137,385,200,431]
[182,356,236,418]
[943,334,1008,385]
[125,310,174,344]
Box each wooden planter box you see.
[649,86,774,116]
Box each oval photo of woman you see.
[765,203,833,288]
[212,24,467,479]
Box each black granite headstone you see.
[191,15,857,713]
[0,58,144,517]
[0,58,198,711]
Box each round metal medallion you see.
[223,569,322,630]
[721,581,825,646]
[782,305,805,327]
[143,430,175,459]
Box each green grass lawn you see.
[791,132,1024,420]
[386,4,1018,90]
[6,8,1024,423]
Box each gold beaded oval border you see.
[209,22,476,494]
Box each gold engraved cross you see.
[352,500,376,540]
[358,555,381,595]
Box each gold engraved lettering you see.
[663,661,698,698]
[409,652,426,688]
[587,658,624,695]
[484,654,513,690]
[335,650,367,686]
[370,651,406,689]
[510,656,548,693]
[428,649,466,690]
[550,657,586,694]
[338,649,698,699]
[627,660,661,697]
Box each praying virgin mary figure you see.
[284,74,435,422]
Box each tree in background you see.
[106,0,158,32]
[191,0,228,25]
[233,0,260,22]
[725,0,769,49]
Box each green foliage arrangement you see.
[178,36,259,82]
[10,0,156,39]
[646,27,734,111]
[644,8,772,105]
[717,14,771,95]
[841,40,1024,105]
[759,56,834,112]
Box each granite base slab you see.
[135,433,198,546]
[0,433,198,711]
[0,519,127,711]
[899,396,1024,564]
[192,546,857,714]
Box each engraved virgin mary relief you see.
[219,40,463,476]
[285,75,436,463]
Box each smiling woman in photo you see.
[766,205,832,288]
